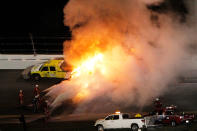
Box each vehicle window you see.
[113,115,119,120]
[122,114,129,119]
[105,115,113,120]
[50,66,56,71]
[41,67,48,71]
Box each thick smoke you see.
[46,0,197,113]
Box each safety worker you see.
[135,113,142,118]
[154,98,162,108]
[33,84,40,96]
[154,97,163,115]
[19,114,27,131]
[42,99,50,127]
[19,90,24,106]
[44,100,50,118]
[32,94,40,113]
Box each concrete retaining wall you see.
[0,54,63,69]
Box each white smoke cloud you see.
[46,0,197,113]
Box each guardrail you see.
[0,54,63,69]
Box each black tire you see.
[97,125,104,131]
[131,124,139,131]
[32,74,41,81]
[171,121,176,127]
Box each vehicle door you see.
[40,66,50,77]
[162,110,173,124]
[57,69,71,79]
[49,66,56,78]
[112,115,122,128]
[121,113,131,128]
[162,115,171,124]
[104,115,121,129]
[57,70,67,79]
[103,115,113,129]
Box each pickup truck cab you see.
[94,112,146,131]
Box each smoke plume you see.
[46,0,197,113]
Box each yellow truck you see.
[22,59,72,80]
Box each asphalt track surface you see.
[0,70,197,131]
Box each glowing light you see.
[115,111,121,114]
[69,52,107,102]
[71,53,104,78]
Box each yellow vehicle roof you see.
[43,60,63,67]
[41,59,72,72]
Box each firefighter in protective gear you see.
[33,84,40,96]
[32,94,40,113]
[19,90,24,105]
[154,98,163,115]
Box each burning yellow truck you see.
[22,59,72,80]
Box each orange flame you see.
[71,52,106,103]
[71,53,105,78]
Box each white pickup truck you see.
[94,112,147,131]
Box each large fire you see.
[71,52,106,103]
[46,0,195,113]
[71,53,105,78]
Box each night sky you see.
[0,0,70,37]
[0,0,189,38]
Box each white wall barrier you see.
[0,54,63,69]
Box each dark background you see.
[0,0,190,54]
[0,0,71,54]
[0,0,188,37]
[0,0,70,37]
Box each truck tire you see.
[131,124,139,131]
[32,74,41,81]
[97,125,104,131]
[171,121,176,127]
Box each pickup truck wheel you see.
[32,74,41,81]
[171,121,176,127]
[131,124,139,131]
[97,125,104,131]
